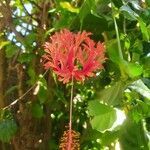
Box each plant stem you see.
[113,15,123,60]
[123,17,126,34]
[111,1,123,60]
[69,75,74,130]
[80,21,83,31]
[68,75,74,150]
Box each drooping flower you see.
[42,29,105,84]
[59,129,80,150]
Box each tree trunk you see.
[0,46,6,108]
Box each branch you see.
[27,0,42,10]
[11,22,32,66]
[0,45,6,108]
[113,16,123,59]
[12,14,37,28]
[3,83,37,110]
[20,0,38,21]
[9,24,25,44]
[1,70,49,110]
[0,0,25,44]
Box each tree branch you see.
[2,70,48,110]
[9,24,25,43]
[27,0,42,10]
[0,45,6,108]
[20,0,38,21]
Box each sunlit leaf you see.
[130,100,150,122]
[120,5,138,20]
[88,100,117,132]
[97,81,124,105]
[0,41,10,49]
[60,2,79,13]
[121,60,143,78]
[138,18,149,41]
[119,117,149,150]
[130,1,142,10]
[129,79,150,99]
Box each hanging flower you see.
[59,129,80,150]
[42,29,105,84]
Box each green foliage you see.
[120,5,138,20]
[119,117,149,150]
[31,102,44,118]
[5,44,19,58]
[120,60,143,78]
[138,18,150,41]
[130,79,150,100]
[60,1,79,13]
[0,0,150,149]
[88,100,117,132]
[0,111,17,143]
[97,81,124,105]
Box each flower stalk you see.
[113,15,123,60]
[111,2,123,60]
[42,29,106,150]
[68,75,74,149]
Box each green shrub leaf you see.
[88,100,117,132]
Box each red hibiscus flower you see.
[42,29,105,84]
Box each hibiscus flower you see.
[42,29,105,84]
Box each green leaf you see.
[132,39,143,54]
[36,76,48,103]
[0,41,10,49]
[127,63,143,78]
[120,5,149,41]
[124,37,130,50]
[31,103,44,118]
[60,1,79,13]
[80,128,102,142]
[119,117,149,150]
[143,56,150,78]
[81,14,108,38]
[88,100,117,132]
[27,67,36,85]
[79,0,93,26]
[130,100,150,122]
[146,0,150,6]
[97,81,124,105]
[24,33,37,50]
[54,10,76,29]
[106,39,121,64]
[120,5,138,20]
[5,44,19,58]
[0,119,17,143]
[18,53,35,63]
[37,86,48,104]
[101,130,119,146]
[86,0,110,17]
[138,18,149,41]
[130,0,142,10]
[121,60,143,78]
[129,79,150,99]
